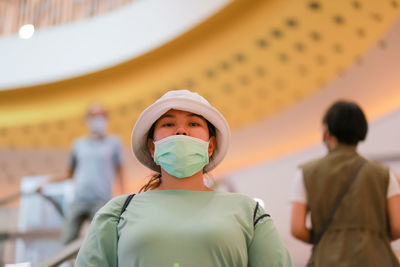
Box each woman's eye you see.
[189,122,200,127]
[162,123,174,127]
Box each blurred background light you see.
[18,24,34,39]
[253,198,265,209]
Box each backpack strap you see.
[253,201,270,227]
[119,194,135,222]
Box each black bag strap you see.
[253,201,270,227]
[312,159,367,247]
[119,194,135,222]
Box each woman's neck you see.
[156,170,212,191]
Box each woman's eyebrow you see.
[187,113,205,119]
[158,114,175,120]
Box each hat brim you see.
[131,97,230,173]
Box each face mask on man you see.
[87,116,108,135]
[153,135,210,178]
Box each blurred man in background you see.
[39,103,125,244]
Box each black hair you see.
[322,100,368,146]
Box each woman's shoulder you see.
[216,191,258,207]
[95,194,134,218]
[217,192,271,224]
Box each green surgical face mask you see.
[154,135,210,178]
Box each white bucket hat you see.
[131,89,230,173]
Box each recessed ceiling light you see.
[19,24,35,39]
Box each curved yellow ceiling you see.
[0,0,399,149]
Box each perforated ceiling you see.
[0,0,399,149]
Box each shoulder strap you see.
[253,201,271,227]
[313,159,367,246]
[119,194,135,221]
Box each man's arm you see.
[36,168,74,193]
[115,165,124,195]
[388,195,400,240]
[37,150,76,192]
[113,138,125,195]
[290,202,312,243]
[387,170,400,240]
[52,168,74,183]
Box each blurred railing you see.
[0,189,67,265]
[34,237,83,267]
[0,0,136,36]
[0,229,82,266]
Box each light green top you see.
[75,190,292,267]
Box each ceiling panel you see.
[0,0,399,150]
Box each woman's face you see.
[147,109,216,157]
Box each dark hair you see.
[138,118,217,193]
[322,100,368,146]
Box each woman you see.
[76,90,292,267]
[290,100,400,267]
